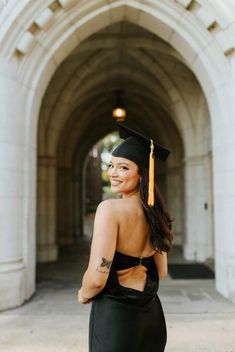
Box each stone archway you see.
[0,0,235,311]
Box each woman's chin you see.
[110,186,120,193]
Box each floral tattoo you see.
[96,257,112,274]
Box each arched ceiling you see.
[39,21,206,169]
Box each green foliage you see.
[102,132,120,153]
[100,132,121,199]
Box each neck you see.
[122,190,140,199]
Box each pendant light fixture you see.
[112,89,126,122]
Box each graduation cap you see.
[112,123,171,207]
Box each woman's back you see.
[115,196,155,256]
[113,196,156,292]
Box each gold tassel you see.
[148,139,155,207]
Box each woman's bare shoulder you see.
[96,198,131,217]
[96,199,123,214]
[93,200,120,228]
[97,198,120,207]
[97,198,142,216]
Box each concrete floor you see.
[1,229,235,352]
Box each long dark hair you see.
[139,167,174,252]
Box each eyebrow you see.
[110,161,129,166]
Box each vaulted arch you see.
[0,0,235,311]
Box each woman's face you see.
[108,156,140,196]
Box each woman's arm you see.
[78,200,118,303]
[153,251,168,279]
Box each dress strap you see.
[113,251,154,270]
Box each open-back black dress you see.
[89,251,167,352]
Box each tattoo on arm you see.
[96,257,112,274]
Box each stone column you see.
[73,176,83,239]
[0,65,26,310]
[203,152,214,259]
[183,155,213,262]
[72,177,79,238]
[166,166,184,246]
[37,156,58,262]
[57,166,74,245]
[212,118,235,302]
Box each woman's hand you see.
[77,288,91,304]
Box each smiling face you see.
[108,156,141,197]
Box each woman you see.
[78,124,173,352]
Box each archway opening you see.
[36,20,213,287]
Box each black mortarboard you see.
[112,123,171,206]
[112,123,170,168]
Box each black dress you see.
[89,251,167,352]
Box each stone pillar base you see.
[183,243,211,262]
[0,259,25,311]
[37,244,58,262]
[216,258,235,304]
